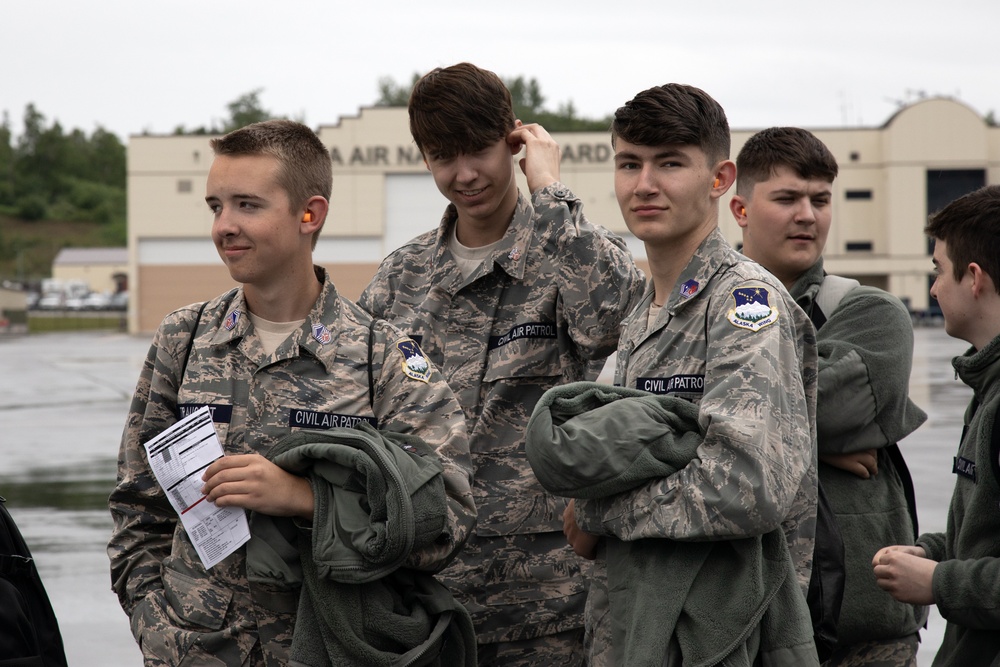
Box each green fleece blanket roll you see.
[526,381,818,667]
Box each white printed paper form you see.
[143,405,250,569]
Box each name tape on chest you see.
[289,409,376,430]
[178,403,233,423]
[636,374,705,395]
[488,321,558,350]
[953,455,977,482]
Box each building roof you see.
[53,247,128,265]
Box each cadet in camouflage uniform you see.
[359,63,645,666]
[732,127,926,667]
[108,120,475,667]
[565,84,818,665]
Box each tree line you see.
[0,77,606,237]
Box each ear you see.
[968,263,996,298]
[710,160,737,199]
[300,196,329,236]
[423,157,431,171]
[730,195,750,229]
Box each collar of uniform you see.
[296,267,345,374]
[953,332,1000,400]
[489,190,533,281]
[662,227,732,314]
[207,267,344,373]
[432,191,534,284]
[788,258,825,308]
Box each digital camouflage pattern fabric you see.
[108,268,474,667]
[360,184,645,648]
[577,228,818,665]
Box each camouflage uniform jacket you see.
[359,184,645,643]
[108,268,474,667]
[577,227,818,585]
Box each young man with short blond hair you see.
[109,119,475,666]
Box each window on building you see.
[845,190,872,200]
[177,179,192,193]
[926,169,986,253]
[845,241,873,251]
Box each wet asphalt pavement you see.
[0,327,973,666]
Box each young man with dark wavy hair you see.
[360,62,644,666]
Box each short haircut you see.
[925,185,1000,292]
[611,84,730,164]
[211,119,333,248]
[210,119,333,211]
[736,127,839,197]
[408,62,516,159]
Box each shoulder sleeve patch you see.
[726,286,779,332]
[396,338,432,383]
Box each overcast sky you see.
[3,0,998,142]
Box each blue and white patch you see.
[224,310,241,331]
[508,246,521,261]
[727,287,779,332]
[397,338,431,383]
[312,323,332,345]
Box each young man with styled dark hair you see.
[360,62,645,666]
[733,126,927,666]
[109,120,476,666]
[562,85,819,665]
[875,185,1000,666]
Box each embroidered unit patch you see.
[508,246,521,261]
[726,287,779,332]
[312,323,332,345]
[224,310,241,331]
[397,338,431,383]
[679,279,699,298]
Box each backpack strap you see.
[814,275,860,323]
[180,301,209,386]
[367,320,376,412]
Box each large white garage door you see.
[384,174,449,259]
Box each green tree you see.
[373,72,610,131]
[223,88,271,132]
[375,74,420,106]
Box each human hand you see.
[202,454,313,519]
[872,545,935,605]
[821,449,878,479]
[507,120,560,193]
[563,500,599,560]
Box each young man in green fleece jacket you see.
[732,127,927,667]
[875,185,1000,667]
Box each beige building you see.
[52,247,128,295]
[0,286,28,334]
[126,97,999,333]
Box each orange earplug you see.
[741,207,746,216]
[714,178,720,188]
[303,211,313,223]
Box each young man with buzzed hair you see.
[732,126,927,666]
[109,119,476,666]
[360,62,645,666]
[874,185,1000,666]
[564,84,819,665]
